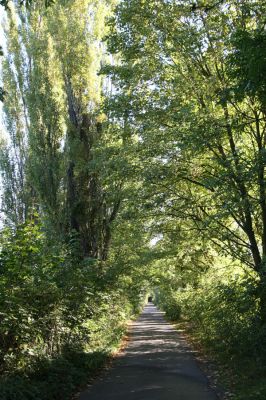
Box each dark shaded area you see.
[80,305,217,400]
[0,350,108,400]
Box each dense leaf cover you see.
[1,0,266,399]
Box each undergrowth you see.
[0,221,143,399]
[0,350,108,400]
[156,266,266,400]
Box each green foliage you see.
[0,1,54,9]
[184,281,259,358]
[0,2,147,398]
[0,220,61,370]
[1,0,120,258]
[156,292,181,321]
[229,28,266,105]
[0,87,5,102]
[2,0,266,399]
[0,350,107,400]
[157,266,266,400]
[105,0,266,279]
[0,218,139,372]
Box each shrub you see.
[0,220,140,398]
[157,267,266,400]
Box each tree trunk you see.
[67,160,79,232]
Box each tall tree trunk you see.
[67,160,79,232]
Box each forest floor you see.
[78,304,219,400]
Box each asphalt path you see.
[79,304,218,400]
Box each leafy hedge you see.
[156,269,266,400]
[0,221,138,398]
[0,351,108,400]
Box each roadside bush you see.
[0,350,108,400]
[156,290,182,320]
[0,222,63,371]
[182,277,261,360]
[157,267,266,400]
[157,269,262,356]
[0,220,140,398]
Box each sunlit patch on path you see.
[79,304,218,400]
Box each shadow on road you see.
[79,304,218,400]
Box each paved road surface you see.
[79,304,218,400]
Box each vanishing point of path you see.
[79,304,218,400]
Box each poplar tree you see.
[1,0,121,260]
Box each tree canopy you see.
[1,1,266,399]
